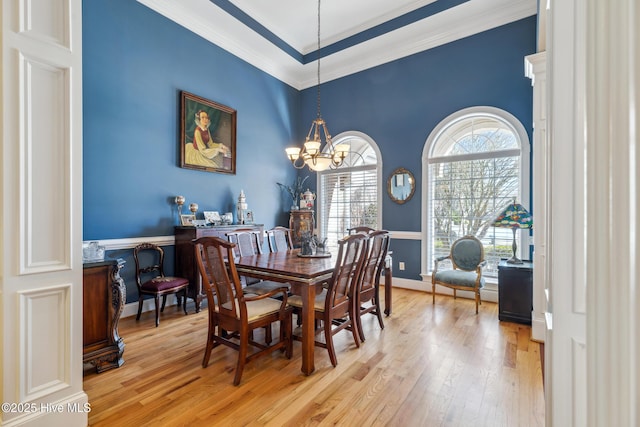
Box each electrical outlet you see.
[399,261,405,270]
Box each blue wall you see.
[83,0,535,293]
[83,0,301,240]
[301,17,536,234]
[301,17,536,279]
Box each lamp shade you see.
[492,201,532,264]
[492,202,533,229]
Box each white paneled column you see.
[1,0,86,425]
[525,52,547,343]
[585,0,638,425]
[547,0,640,425]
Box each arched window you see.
[422,107,530,277]
[317,131,382,252]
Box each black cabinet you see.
[498,259,533,324]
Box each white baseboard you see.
[382,276,498,303]
[121,294,184,319]
[531,314,546,342]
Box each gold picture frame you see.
[179,91,236,174]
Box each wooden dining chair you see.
[226,230,290,296]
[133,243,189,327]
[226,229,289,344]
[225,229,265,257]
[193,236,293,385]
[266,226,293,252]
[355,230,390,341]
[288,232,369,366]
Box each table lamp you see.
[492,200,533,264]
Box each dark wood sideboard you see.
[174,224,265,312]
[83,259,126,373]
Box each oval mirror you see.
[388,167,415,204]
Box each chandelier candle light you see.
[285,0,349,172]
[492,199,533,264]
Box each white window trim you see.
[316,131,383,239]
[420,106,531,277]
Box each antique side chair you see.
[133,243,189,327]
[431,235,487,314]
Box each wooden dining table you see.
[234,248,393,376]
[235,249,334,375]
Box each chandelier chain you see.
[316,0,321,119]
[284,0,348,171]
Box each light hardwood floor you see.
[83,288,544,426]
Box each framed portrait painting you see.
[180,91,236,174]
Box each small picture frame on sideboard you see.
[180,214,196,226]
[244,210,254,224]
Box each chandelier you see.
[285,0,348,172]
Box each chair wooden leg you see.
[161,295,167,312]
[234,328,249,386]
[264,326,272,345]
[325,321,338,367]
[453,289,457,299]
[155,295,160,327]
[475,291,479,314]
[282,313,293,359]
[136,297,144,320]
[182,289,188,315]
[356,308,366,343]
[202,317,215,368]
[432,283,436,304]
[350,315,361,349]
[374,285,385,329]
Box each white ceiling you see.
[137,0,537,90]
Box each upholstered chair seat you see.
[432,269,485,288]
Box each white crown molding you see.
[138,0,536,90]
[137,0,304,87]
[310,0,537,88]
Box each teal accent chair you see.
[431,235,487,314]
